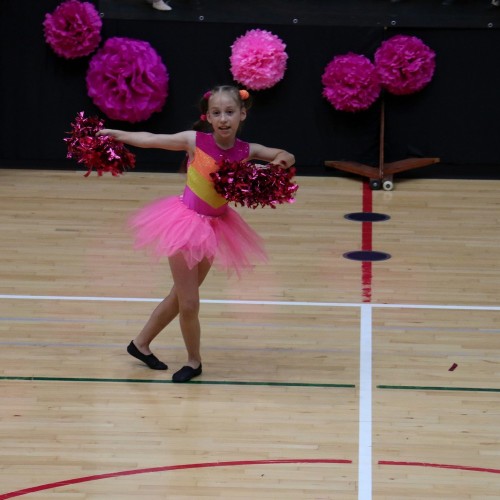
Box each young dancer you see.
[97,85,295,382]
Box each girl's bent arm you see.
[248,143,295,169]
[97,129,195,152]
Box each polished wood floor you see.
[1,169,499,499]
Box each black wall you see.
[1,0,500,177]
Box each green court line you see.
[378,385,500,393]
[0,376,354,388]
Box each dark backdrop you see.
[1,0,500,177]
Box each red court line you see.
[379,460,500,475]
[0,458,352,499]
[361,181,373,302]
[362,180,373,216]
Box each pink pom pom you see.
[86,37,169,123]
[230,29,288,90]
[375,35,436,95]
[64,111,136,177]
[43,0,102,59]
[322,53,381,112]
[210,160,298,209]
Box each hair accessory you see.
[203,91,212,100]
[200,114,207,121]
[239,89,250,100]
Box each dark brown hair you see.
[192,85,253,132]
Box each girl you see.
[97,85,295,382]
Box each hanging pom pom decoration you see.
[230,29,288,90]
[374,35,436,95]
[43,0,102,59]
[86,37,169,123]
[64,111,136,176]
[322,53,381,112]
[210,160,298,209]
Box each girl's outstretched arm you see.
[248,143,295,169]
[97,129,196,153]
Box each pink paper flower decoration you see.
[230,29,288,90]
[374,35,436,95]
[43,0,102,59]
[86,37,169,123]
[322,53,381,112]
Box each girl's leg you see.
[132,288,179,355]
[128,254,211,372]
[127,291,178,368]
[168,254,212,369]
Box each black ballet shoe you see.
[172,364,202,383]
[127,341,168,370]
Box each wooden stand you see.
[324,100,440,190]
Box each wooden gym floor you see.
[0,169,499,499]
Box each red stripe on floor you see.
[0,459,352,499]
[361,181,373,302]
[379,460,500,475]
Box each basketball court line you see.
[0,375,353,388]
[0,459,353,500]
[359,304,372,499]
[378,461,500,475]
[2,294,500,310]
[379,385,500,392]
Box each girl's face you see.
[206,92,246,145]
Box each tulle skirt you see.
[128,196,268,276]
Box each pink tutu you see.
[128,196,268,276]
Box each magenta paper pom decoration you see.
[230,29,288,90]
[322,53,381,112]
[86,37,169,123]
[43,0,102,59]
[374,35,436,95]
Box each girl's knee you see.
[178,298,200,319]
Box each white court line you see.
[359,304,373,500]
[1,294,500,310]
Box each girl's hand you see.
[248,143,295,169]
[96,128,118,138]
